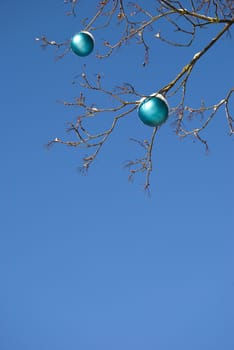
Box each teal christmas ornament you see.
[138,94,169,127]
[70,31,95,57]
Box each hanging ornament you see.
[138,94,169,127]
[70,31,95,57]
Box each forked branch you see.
[39,0,234,190]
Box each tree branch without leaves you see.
[38,0,234,190]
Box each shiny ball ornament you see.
[70,31,95,57]
[138,94,169,127]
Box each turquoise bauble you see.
[70,31,95,57]
[138,94,169,127]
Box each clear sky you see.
[0,1,233,349]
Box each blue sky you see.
[0,1,233,349]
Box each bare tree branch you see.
[39,0,234,190]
